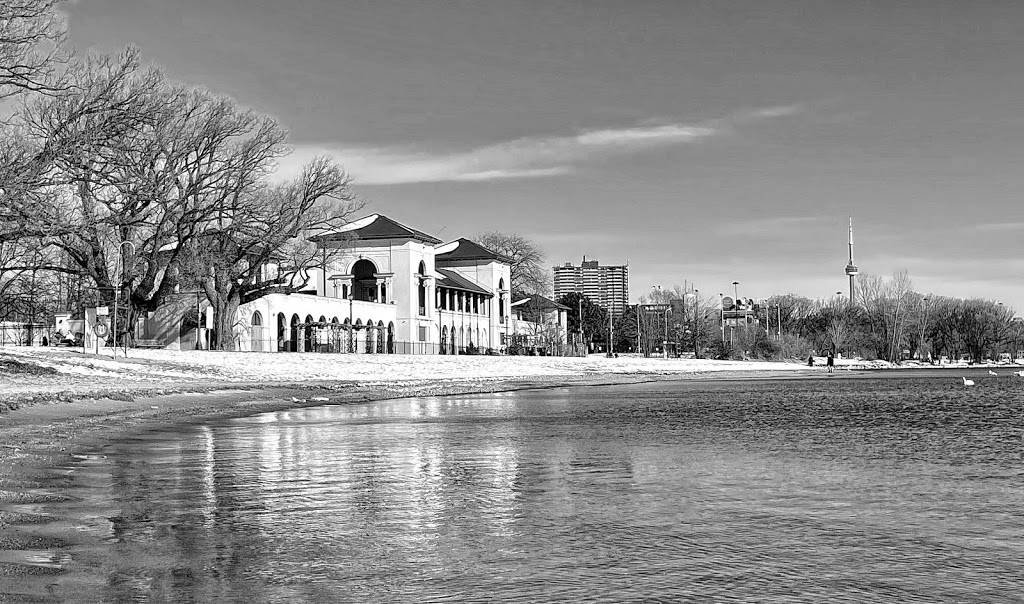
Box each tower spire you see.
[845,216,859,305]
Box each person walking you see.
[807,353,815,368]
[826,351,835,373]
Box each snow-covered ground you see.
[2,345,804,386]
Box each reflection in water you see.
[24,377,1024,602]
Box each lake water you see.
[9,372,1024,603]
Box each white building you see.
[142,214,518,354]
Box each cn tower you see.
[844,217,858,304]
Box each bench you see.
[134,339,164,349]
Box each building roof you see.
[511,294,570,311]
[435,268,493,296]
[313,214,442,245]
[435,238,511,264]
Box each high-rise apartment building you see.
[552,257,629,317]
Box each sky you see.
[62,0,1024,312]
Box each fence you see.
[0,322,47,346]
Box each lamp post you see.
[195,289,201,350]
[578,296,583,354]
[112,241,135,358]
[719,293,725,343]
[731,282,739,347]
[920,296,930,362]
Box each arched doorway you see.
[440,326,448,355]
[450,323,457,354]
[277,313,287,351]
[387,322,395,354]
[179,317,197,351]
[289,314,300,352]
[304,314,315,352]
[365,319,374,353]
[354,319,363,353]
[251,311,264,352]
[376,321,385,354]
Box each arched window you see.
[364,319,374,353]
[387,322,395,354]
[440,326,448,355]
[417,261,427,316]
[376,321,385,354]
[351,259,378,302]
[498,278,505,320]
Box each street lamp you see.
[719,293,725,343]
[920,296,930,362]
[732,281,739,302]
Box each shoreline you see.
[0,363,808,494]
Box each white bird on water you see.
[1014,370,1024,377]
[988,370,998,376]
[962,377,975,386]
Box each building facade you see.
[135,214,561,354]
[552,257,629,317]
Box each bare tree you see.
[179,157,362,350]
[6,49,307,343]
[0,0,67,100]
[857,270,914,362]
[475,231,548,296]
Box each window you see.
[418,326,428,342]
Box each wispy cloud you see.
[276,104,803,185]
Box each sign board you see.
[721,296,734,310]
[96,306,109,316]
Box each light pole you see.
[578,296,583,354]
[112,241,135,358]
[684,288,700,357]
[719,293,725,343]
[731,282,739,347]
[920,296,930,362]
